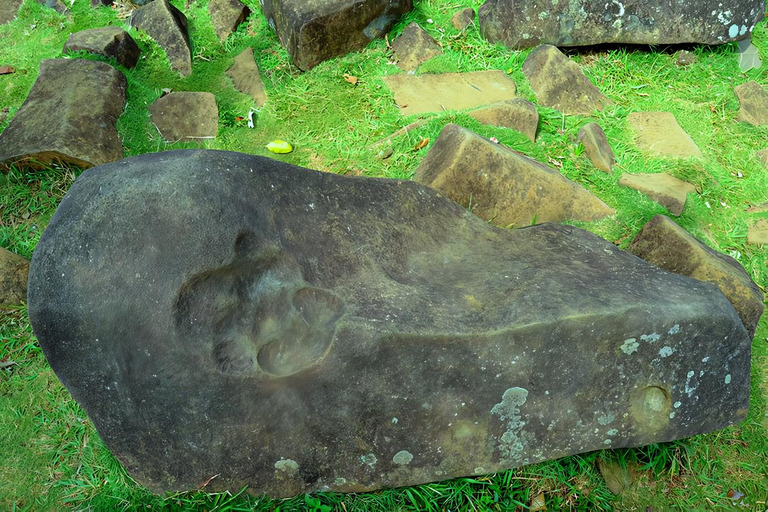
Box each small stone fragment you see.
[131,0,192,76]
[415,124,614,227]
[468,99,538,142]
[747,219,768,246]
[598,459,632,495]
[757,149,768,167]
[629,215,764,339]
[451,7,474,31]
[737,38,762,72]
[149,92,218,142]
[618,173,695,216]
[577,122,614,173]
[208,0,250,42]
[522,44,611,115]
[0,247,29,306]
[64,27,142,69]
[392,22,442,72]
[734,81,768,126]
[0,0,23,25]
[383,70,516,116]
[628,112,702,158]
[226,47,267,107]
[675,50,696,67]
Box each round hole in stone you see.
[630,385,672,435]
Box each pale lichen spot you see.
[391,417,398,424]
[607,428,618,436]
[668,324,680,335]
[360,453,377,468]
[491,387,530,462]
[659,346,675,358]
[674,401,682,409]
[334,477,347,486]
[621,338,639,355]
[725,374,731,384]
[729,24,739,38]
[474,467,486,474]
[641,333,660,343]
[597,413,615,425]
[603,439,612,445]
[393,450,414,466]
[702,356,710,363]
[274,458,299,477]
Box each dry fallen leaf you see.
[413,138,429,151]
[234,116,244,122]
[530,492,547,511]
[343,73,358,85]
[0,65,15,74]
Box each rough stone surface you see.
[131,0,192,76]
[226,47,267,107]
[619,173,695,216]
[0,0,22,25]
[149,92,218,142]
[747,219,768,246]
[0,247,29,306]
[415,124,614,227]
[478,0,765,49]
[578,122,614,173]
[522,44,611,115]
[629,215,764,339]
[734,81,768,126]
[451,7,474,31]
[209,0,250,42]
[0,59,126,170]
[29,149,751,497]
[260,0,413,71]
[468,99,538,142]
[64,27,141,69]
[392,22,442,71]
[628,112,702,158]
[37,0,69,16]
[757,148,768,167]
[383,70,516,116]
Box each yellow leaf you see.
[266,140,294,154]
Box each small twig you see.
[368,117,434,148]
[198,473,220,489]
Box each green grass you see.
[1,0,767,509]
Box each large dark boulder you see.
[29,150,751,497]
[479,0,766,49]
[0,59,126,170]
[260,0,413,70]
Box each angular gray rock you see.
[149,92,218,142]
[131,0,192,76]
[0,0,22,25]
[260,0,413,71]
[208,0,250,42]
[392,22,442,71]
[468,99,538,142]
[64,26,141,69]
[451,7,474,31]
[0,59,126,170]
[734,81,768,126]
[629,215,764,340]
[478,0,765,49]
[522,45,611,115]
[0,247,29,306]
[618,173,695,216]
[414,124,614,226]
[227,47,267,107]
[29,149,751,497]
[577,122,614,173]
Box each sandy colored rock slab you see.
[0,0,22,24]
[478,0,764,49]
[0,59,126,170]
[0,247,29,306]
[227,47,267,107]
[757,149,768,167]
[629,215,764,339]
[261,0,412,71]
[628,112,702,158]
[734,81,768,126]
[415,124,614,226]
[468,99,538,141]
[451,7,474,30]
[208,0,250,42]
[747,219,768,245]
[29,149,750,497]
[383,70,516,116]
[149,92,218,142]
[619,173,695,216]
[522,44,611,115]
[392,22,442,71]
[578,122,614,173]
[131,0,191,76]
[64,26,141,69]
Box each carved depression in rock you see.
[28,150,751,498]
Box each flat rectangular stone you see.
[628,112,702,158]
[383,70,516,116]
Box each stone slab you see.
[478,0,765,49]
[260,0,413,71]
[451,7,474,31]
[149,92,218,142]
[734,81,768,126]
[619,173,695,216]
[522,44,611,115]
[29,149,750,497]
[628,112,702,158]
[578,122,614,173]
[209,0,250,42]
[383,70,516,116]
[64,26,141,69]
[468,99,538,142]
[392,22,442,71]
[226,47,267,107]
[747,219,768,246]
[629,215,764,339]
[131,0,192,76]
[0,59,126,170]
[0,0,22,25]
[415,124,614,226]
[0,247,29,306]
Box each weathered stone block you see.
[209,0,250,42]
[0,59,126,170]
[149,92,218,142]
[392,22,442,71]
[64,26,141,69]
[0,247,28,306]
[734,81,768,126]
[468,99,538,142]
[478,0,765,49]
[260,0,413,70]
[131,0,192,76]
[577,122,614,173]
[618,172,695,216]
[28,150,751,497]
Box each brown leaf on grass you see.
[413,138,429,151]
[234,116,244,122]
[0,65,15,74]
[530,492,547,511]
[343,73,359,85]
